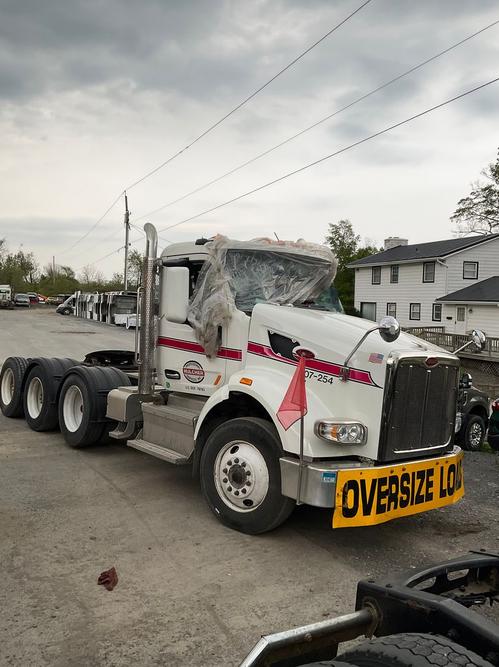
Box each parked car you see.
[56,295,75,316]
[14,293,30,307]
[455,372,489,451]
[26,292,39,304]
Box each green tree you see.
[451,148,499,235]
[0,246,39,293]
[325,220,380,315]
[126,249,143,289]
[38,264,79,296]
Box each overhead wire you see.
[83,75,499,266]
[133,18,499,224]
[147,76,499,235]
[122,0,374,192]
[59,0,372,258]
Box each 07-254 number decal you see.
[305,370,334,384]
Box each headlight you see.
[315,420,367,445]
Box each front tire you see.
[58,366,131,448]
[0,357,29,417]
[200,417,295,534]
[461,414,486,451]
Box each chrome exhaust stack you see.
[138,223,158,395]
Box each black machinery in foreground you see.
[240,552,499,667]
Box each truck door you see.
[157,259,228,397]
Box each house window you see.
[463,261,478,280]
[371,266,381,284]
[409,303,421,320]
[422,262,435,283]
[386,302,397,317]
[390,265,399,283]
[432,303,442,321]
[456,306,466,322]
[361,302,376,321]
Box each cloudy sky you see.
[1,0,498,277]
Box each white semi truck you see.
[0,225,470,534]
[0,284,13,309]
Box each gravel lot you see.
[1,309,499,666]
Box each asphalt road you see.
[1,309,499,666]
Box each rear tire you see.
[58,366,131,448]
[23,358,78,431]
[0,357,29,417]
[335,632,493,666]
[200,417,295,534]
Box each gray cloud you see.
[1,0,498,275]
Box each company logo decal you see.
[183,360,205,383]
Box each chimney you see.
[384,237,408,251]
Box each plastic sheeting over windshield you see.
[187,236,337,357]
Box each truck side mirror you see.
[471,329,486,350]
[378,316,400,343]
[164,267,189,323]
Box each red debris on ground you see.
[97,566,118,591]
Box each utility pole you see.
[123,191,130,291]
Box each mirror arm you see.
[341,326,379,381]
[452,340,473,355]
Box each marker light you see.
[315,420,367,445]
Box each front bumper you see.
[280,446,464,528]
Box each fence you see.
[404,327,499,358]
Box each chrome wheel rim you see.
[63,385,84,432]
[469,422,482,448]
[1,368,15,406]
[26,377,44,419]
[214,440,269,512]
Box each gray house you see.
[348,234,499,335]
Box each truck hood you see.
[250,303,456,386]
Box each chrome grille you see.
[379,356,459,462]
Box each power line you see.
[59,0,372,258]
[134,18,499,224]
[59,192,124,255]
[122,0,373,192]
[148,76,499,235]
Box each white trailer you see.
[0,225,473,534]
[0,284,13,309]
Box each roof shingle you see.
[348,234,499,267]
[437,276,499,303]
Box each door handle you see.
[165,370,181,380]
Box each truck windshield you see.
[224,249,335,313]
[114,296,136,314]
[296,285,344,313]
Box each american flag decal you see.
[368,353,384,364]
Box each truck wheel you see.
[23,358,78,431]
[62,307,71,315]
[58,366,131,448]
[0,357,29,417]
[335,632,493,666]
[462,414,486,451]
[200,417,295,534]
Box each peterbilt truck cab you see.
[0,224,466,534]
[105,225,464,534]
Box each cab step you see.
[127,438,189,464]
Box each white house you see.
[348,234,499,336]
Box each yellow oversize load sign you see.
[332,451,464,528]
